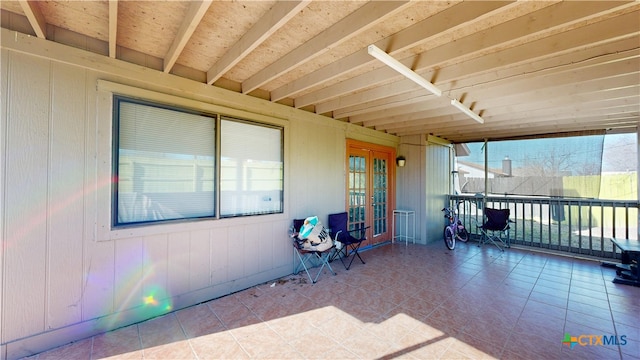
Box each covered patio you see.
[2,2,638,358]
[30,242,639,360]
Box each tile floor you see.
[26,241,640,359]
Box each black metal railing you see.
[448,194,639,260]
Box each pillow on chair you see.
[298,216,332,252]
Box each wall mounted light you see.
[450,99,484,124]
[396,156,406,167]
[367,45,442,97]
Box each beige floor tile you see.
[38,338,92,360]
[23,242,640,360]
[189,332,249,360]
[91,326,142,360]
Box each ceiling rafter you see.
[108,0,117,58]
[373,85,640,133]
[241,0,412,94]
[1,0,636,142]
[336,36,640,121]
[398,114,639,139]
[396,96,640,133]
[307,4,640,113]
[163,0,212,73]
[207,0,310,85]
[316,12,639,116]
[382,97,640,135]
[271,1,511,102]
[18,0,46,38]
[357,53,639,127]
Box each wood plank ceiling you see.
[2,1,639,144]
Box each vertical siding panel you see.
[189,229,210,290]
[425,143,451,243]
[82,77,115,321]
[244,224,261,276]
[114,238,144,311]
[142,234,169,308]
[227,226,244,279]
[397,135,425,242]
[46,62,85,329]
[93,88,112,239]
[274,220,292,269]
[258,222,274,272]
[82,240,114,320]
[4,52,50,340]
[210,227,229,284]
[1,48,8,344]
[167,232,189,296]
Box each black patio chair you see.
[478,208,512,251]
[328,212,369,270]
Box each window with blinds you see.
[113,96,283,227]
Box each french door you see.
[346,140,395,246]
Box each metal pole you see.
[484,138,488,206]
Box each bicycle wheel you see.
[456,226,469,243]
[444,226,455,250]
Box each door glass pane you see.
[373,157,388,236]
[349,155,367,230]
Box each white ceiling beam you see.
[108,0,118,58]
[18,0,46,39]
[367,45,443,97]
[207,0,310,85]
[241,0,412,94]
[163,0,212,73]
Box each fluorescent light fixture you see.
[367,45,442,97]
[450,99,484,124]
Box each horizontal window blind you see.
[116,99,216,225]
[220,119,283,217]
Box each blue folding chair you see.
[328,212,369,270]
[478,208,512,251]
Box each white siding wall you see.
[396,135,452,244]
[0,30,399,359]
[424,140,453,243]
[396,135,425,243]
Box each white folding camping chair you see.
[291,217,336,283]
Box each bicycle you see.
[441,201,469,250]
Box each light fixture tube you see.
[450,99,484,124]
[367,45,442,97]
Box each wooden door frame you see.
[346,139,396,243]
